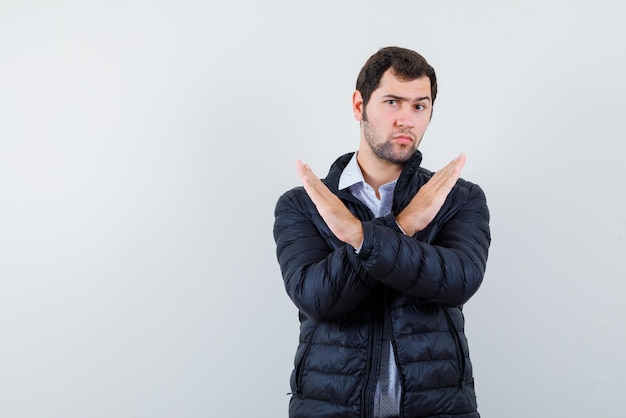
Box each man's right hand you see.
[396,153,466,236]
[296,160,364,249]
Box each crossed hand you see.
[296,154,466,247]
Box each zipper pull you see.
[461,377,466,393]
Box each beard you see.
[362,120,420,164]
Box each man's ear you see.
[352,90,364,121]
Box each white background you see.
[1,1,625,417]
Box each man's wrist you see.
[395,215,416,236]
[347,221,364,249]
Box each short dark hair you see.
[356,46,438,110]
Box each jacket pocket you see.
[293,323,319,397]
[443,308,466,391]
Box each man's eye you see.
[386,99,398,106]
[415,104,425,111]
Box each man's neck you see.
[356,149,403,199]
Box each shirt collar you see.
[338,152,365,190]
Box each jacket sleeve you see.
[354,182,491,307]
[273,188,377,322]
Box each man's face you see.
[353,69,433,165]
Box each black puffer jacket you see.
[273,151,491,418]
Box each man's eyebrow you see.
[383,94,431,102]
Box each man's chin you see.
[390,147,417,163]
[378,152,414,165]
[370,142,418,164]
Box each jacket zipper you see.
[443,308,466,392]
[360,294,384,417]
[387,288,406,418]
[292,323,319,396]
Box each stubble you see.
[362,120,419,164]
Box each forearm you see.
[274,194,376,322]
[356,201,490,306]
[363,234,486,306]
[280,248,376,322]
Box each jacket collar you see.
[324,150,424,193]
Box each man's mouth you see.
[393,134,414,145]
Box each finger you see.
[437,153,465,191]
[442,153,465,182]
[297,160,316,194]
[296,159,308,178]
[440,153,466,178]
[297,160,335,208]
[297,160,320,178]
[454,152,466,170]
[421,153,465,194]
[441,153,466,173]
[297,160,317,186]
[298,162,323,190]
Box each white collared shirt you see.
[338,152,401,418]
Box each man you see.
[273,46,491,418]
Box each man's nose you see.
[395,111,414,128]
